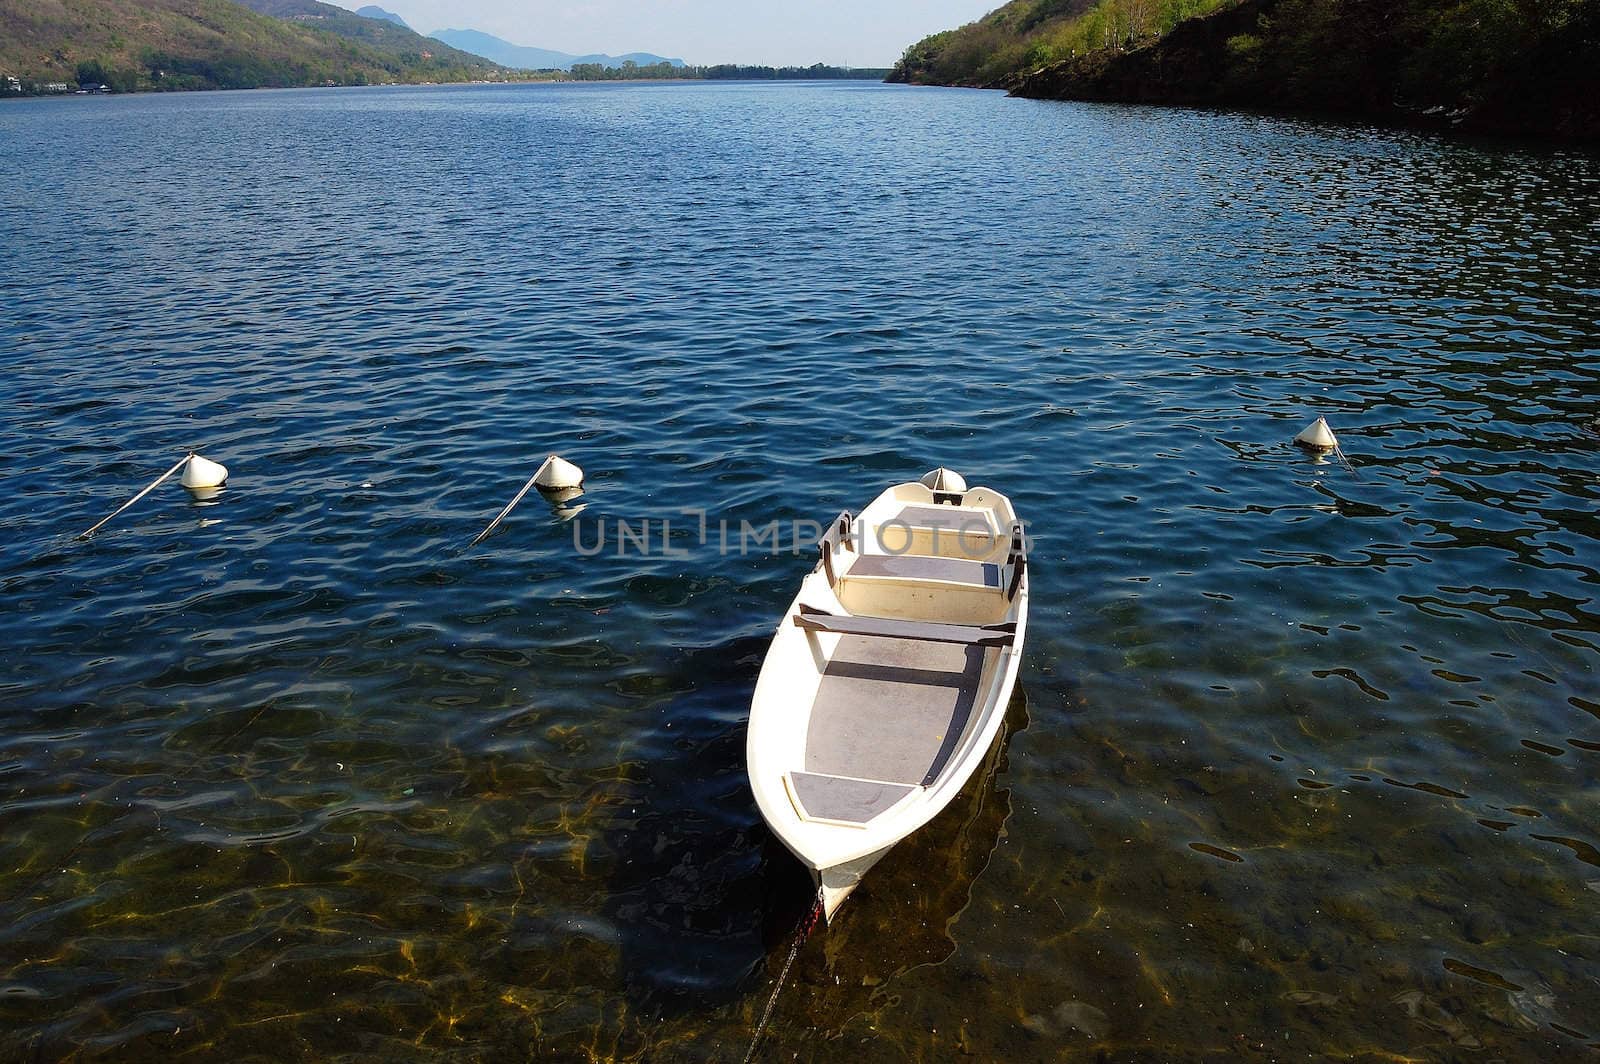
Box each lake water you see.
[1,80,1597,1061]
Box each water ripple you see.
[0,82,1597,1061]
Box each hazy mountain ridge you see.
[234,0,496,69]
[354,5,407,29]
[429,28,685,71]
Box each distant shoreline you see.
[0,76,895,102]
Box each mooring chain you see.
[740,886,826,1064]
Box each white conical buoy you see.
[470,455,585,548]
[533,454,583,493]
[920,467,967,493]
[181,452,229,489]
[1293,417,1338,453]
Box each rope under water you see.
[1331,440,1362,479]
[78,453,191,539]
[469,471,541,547]
[741,886,825,1064]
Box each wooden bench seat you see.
[793,604,1016,647]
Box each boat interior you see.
[784,483,1026,827]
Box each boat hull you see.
[812,845,894,922]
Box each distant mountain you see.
[0,0,501,92]
[355,5,408,29]
[573,51,687,70]
[429,28,684,71]
[236,0,498,71]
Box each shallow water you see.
[1,81,1598,1061]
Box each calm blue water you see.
[1,81,1598,1061]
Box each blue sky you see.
[330,0,999,67]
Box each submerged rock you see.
[1021,999,1109,1039]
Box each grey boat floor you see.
[804,634,986,789]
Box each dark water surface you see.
[2,81,1598,1061]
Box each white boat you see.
[747,470,1029,921]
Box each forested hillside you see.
[0,0,504,94]
[889,0,1229,86]
[889,0,1600,141]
